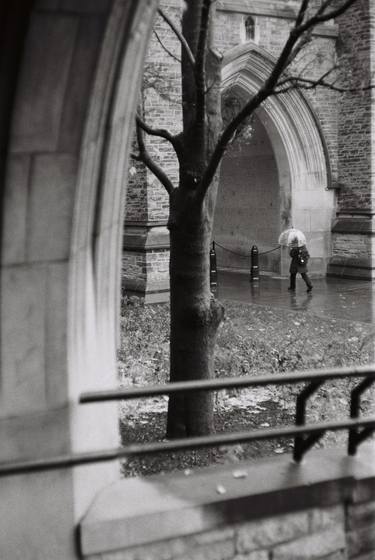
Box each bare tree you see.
[132,0,372,438]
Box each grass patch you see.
[118,297,374,477]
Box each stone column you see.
[328,0,375,279]
[122,1,184,303]
[0,1,156,558]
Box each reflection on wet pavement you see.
[217,271,375,323]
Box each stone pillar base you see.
[328,209,375,280]
[122,223,170,303]
[327,257,375,280]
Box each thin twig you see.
[296,0,359,32]
[275,76,374,95]
[153,29,181,64]
[158,7,195,68]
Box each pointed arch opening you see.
[214,43,334,276]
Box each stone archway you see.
[0,1,156,557]
[217,43,334,276]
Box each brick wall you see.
[336,0,373,209]
[332,233,371,260]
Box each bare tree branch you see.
[158,7,195,68]
[295,0,310,27]
[276,65,338,90]
[286,29,314,68]
[275,75,374,95]
[297,0,359,32]
[136,120,175,195]
[153,29,181,64]
[197,0,361,202]
[136,114,181,157]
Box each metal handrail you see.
[80,364,375,402]
[1,416,375,478]
[1,364,374,477]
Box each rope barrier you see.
[214,241,281,257]
[214,241,250,257]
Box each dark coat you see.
[289,245,309,274]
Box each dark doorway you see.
[213,113,281,274]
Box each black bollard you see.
[210,241,218,293]
[250,245,259,282]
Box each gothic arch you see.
[0,1,156,556]
[221,43,335,273]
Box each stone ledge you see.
[332,219,375,235]
[327,257,375,280]
[80,445,375,556]
[217,0,296,18]
[216,0,338,38]
[123,225,170,252]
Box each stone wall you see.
[86,506,349,560]
[80,446,375,560]
[0,0,158,557]
[328,0,375,278]
[122,0,180,300]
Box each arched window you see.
[245,16,255,42]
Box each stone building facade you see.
[122,0,375,301]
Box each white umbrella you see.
[278,227,306,247]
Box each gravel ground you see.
[118,297,375,478]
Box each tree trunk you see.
[166,0,224,438]
[166,189,224,438]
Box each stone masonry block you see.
[309,505,345,531]
[11,13,78,153]
[59,0,111,13]
[58,16,105,153]
[2,154,31,265]
[1,265,47,416]
[321,553,347,560]
[27,154,77,262]
[193,528,235,545]
[93,536,190,560]
[347,500,375,530]
[233,551,269,560]
[236,512,309,553]
[272,525,346,559]
[178,539,235,560]
[45,262,69,406]
[347,524,375,558]
[96,534,231,560]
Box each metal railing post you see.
[250,245,259,282]
[210,241,218,293]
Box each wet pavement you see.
[217,270,375,324]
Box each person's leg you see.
[301,272,313,292]
[288,273,296,291]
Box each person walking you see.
[288,237,313,292]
